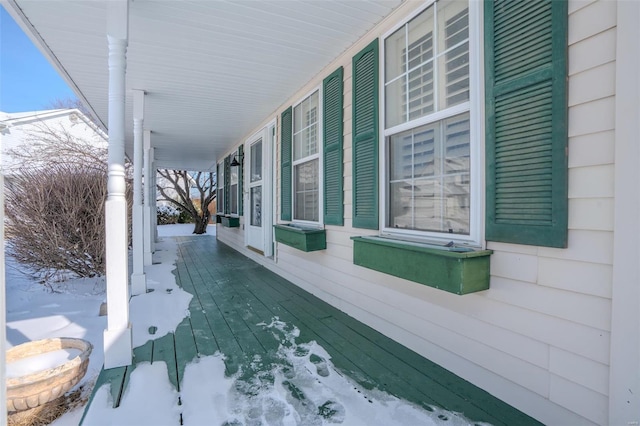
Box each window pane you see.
[385,27,405,82]
[443,174,470,235]
[294,159,319,222]
[413,124,438,177]
[438,1,469,108]
[385,76,406,128]
[413,179,439,232]
[250,140,262,183]
[230,183,238,214]
[389,131,413,180]
[444,112,470,174]
[387,113,470,235]
[250,186,262,227]
[407,62,434,121]
[408,6,434,66]
[389,180,413,229]
[293,91,319,161]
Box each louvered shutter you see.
[485,0,568,248]
[238,145,244,216]
[352,39,379,230]
[323,67,344,226]
[280,107,293,221]
[216,162,222,213]
[224,155,230,214]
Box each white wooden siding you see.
[217,1,618,424]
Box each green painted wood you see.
[85,236,539,425]
[273,224,326,252]
[79,365,128,424]
[323,66,344,226]
[280,107,293,221]
[174,317,198,386]
[351,236,492,295]
[152,333,179,391]
[485,0,568,248]
[224,155,231,215]
[216,163,222,214]
[221,216,240,227]
[352,38,379,230]
[133,340,153,364]
[238,144,244,216]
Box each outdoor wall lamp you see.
[230,153,244,167]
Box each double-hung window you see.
[292,90,322,223]
[382,0,477,244]
[230,165,239,215]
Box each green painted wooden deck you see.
[83,235,540,425]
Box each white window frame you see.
[379,0,483,247]
[291,86,324,227]
[229,162,239,215]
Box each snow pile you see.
[129,237,192,348]
[85,317,485,426]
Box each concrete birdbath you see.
[6,337,92,412]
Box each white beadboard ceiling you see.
[5,0,403,171]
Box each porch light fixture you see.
[230,153,243,167]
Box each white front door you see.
[247,137,264,252]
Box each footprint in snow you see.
[309,353,330,378]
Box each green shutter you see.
[216,162,222,213]
[224,155,230,215]
[238,145,244,216]
[280,107,293,221]
[352,39,379,230]
[485,0,568,248]
[323,67,344,226]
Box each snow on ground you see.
[7,223,483,425]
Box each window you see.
[292,90,322,223]
[383,0,476,242]
[230,165,238,215]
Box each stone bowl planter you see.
[6,337,93,412]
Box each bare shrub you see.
[4,116,131,283]
[5,164,107,280]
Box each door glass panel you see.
[251,186,262,227]
[250,140,262,183]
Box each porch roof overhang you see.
[3,0,403,171]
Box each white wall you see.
[217,1,627,424]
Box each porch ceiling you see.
[5,0,403,171]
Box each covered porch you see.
[81,235,538,425]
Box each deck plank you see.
[83,235,541,426]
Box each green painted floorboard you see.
[83,234,541,426]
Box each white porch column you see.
[143,131,154,266]
[103,0,132,369]
[609,1,640,423]
[131,89,146,295]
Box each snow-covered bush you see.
[157,204,180,224]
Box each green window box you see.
[274,224,326,252]
[215,213,224,224]
[221,216,240,228]
[351,236,492,295]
